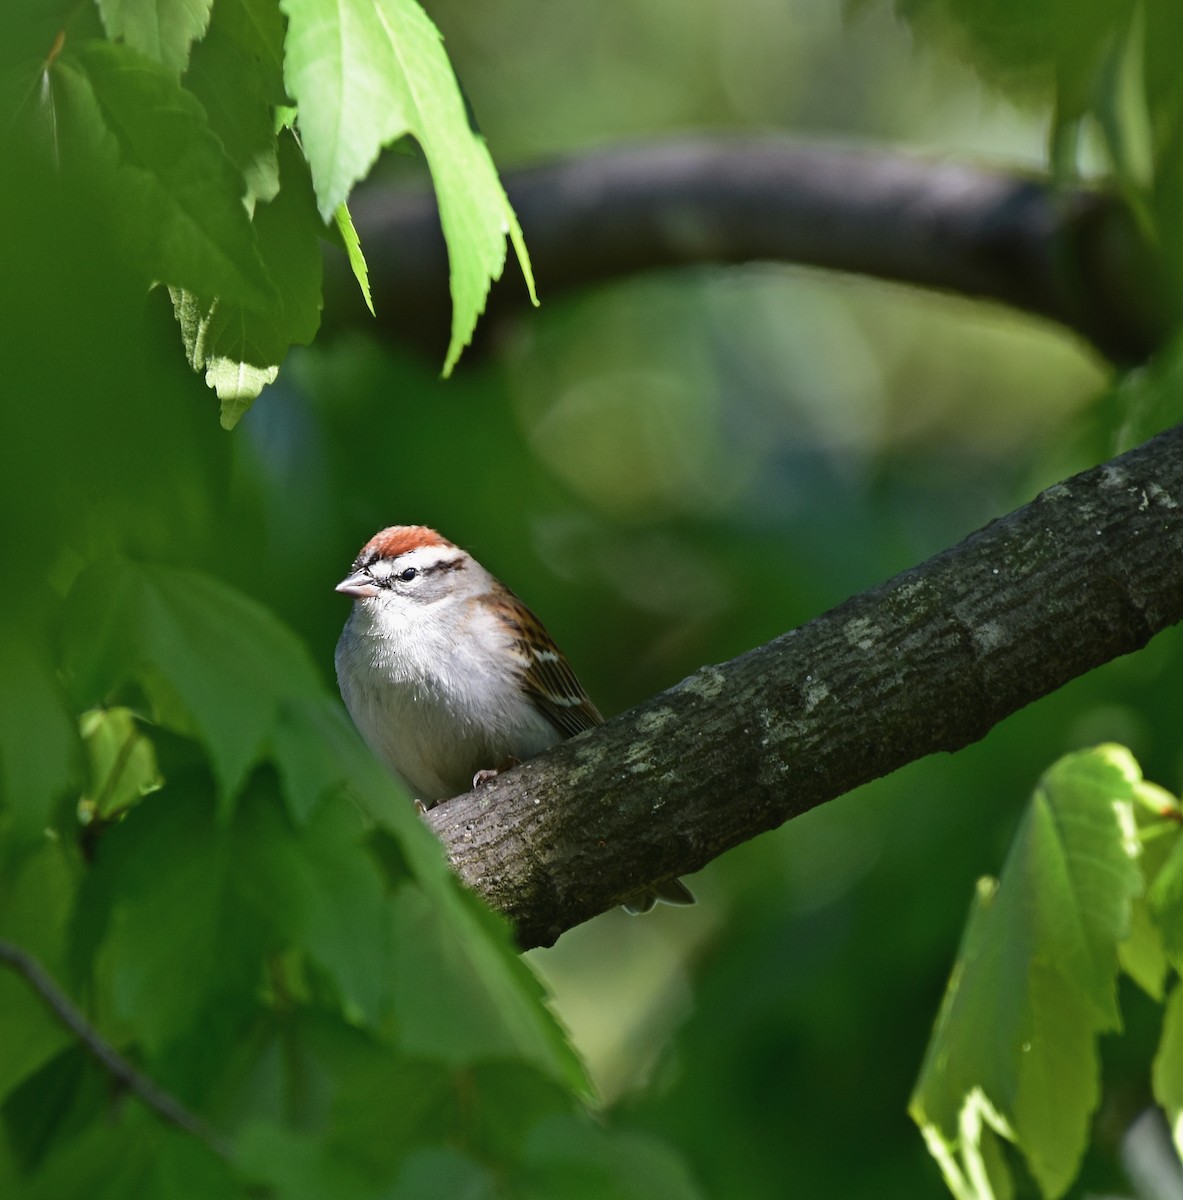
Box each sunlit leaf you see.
[333,202,374,316]
[911,746,1144,1200]
[1153,983,1183,1162]
[279,0,535,372]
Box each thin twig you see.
[0,939,233,1160]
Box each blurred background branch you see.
[324,136,1170,365]
[428,421,1183,949]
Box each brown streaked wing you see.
[496,597,603,739]
[523,647,603,738]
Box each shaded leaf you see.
[51,40,274,310]
[170,130,323,425]
[390,881,591,1097]
[62,559,322,806]
[0,636,79,848]
[96,0,214,74]
[0,843,78,1101]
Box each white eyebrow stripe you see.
[390,545,466,573]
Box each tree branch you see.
[324,135,1168,364]
[427,424,1183,949]
[0,939,231,1160]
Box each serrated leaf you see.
[211,361,280,426]
[96,0,214,74]
[170,130,323,423]
[333,202,374,315]
[911,746,1145,1200]
[183,0,283,208]
[280,0,535,372]
[51,41,275,311]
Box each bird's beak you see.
[335,570,381,599]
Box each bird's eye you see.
[397,567,418,583]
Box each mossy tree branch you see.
[427,424,1183,948]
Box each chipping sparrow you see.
[334,525,693,915]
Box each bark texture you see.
[428,425,1183,948]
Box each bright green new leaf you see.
[51,41,276,313]
[96,0,215,74]
[334,202,374,316]
[280,0,536,372]
[911,746,1145,1200]
[79,707,162,821]
[1144,814,1183,970]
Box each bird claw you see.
[472,756,522,790]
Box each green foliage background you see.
[5,0,1183,1197]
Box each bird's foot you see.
[472,756,522,789]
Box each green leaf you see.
[236,1121,378,1200]
[79,707,162,821]
[1093,4,1154,199]
[386,1147,495,1200]
[1144,820,1183,971]
[96,0,214,74]
[0,843,78,1101]
[1153,983,1183,1161]
[280,0,535,372]
[183,0,284,208]
[0,636,79,848]
[15,1106,245,1200]
[51,40,275,311]
[74,777,270,1056]
[910,746,1145,1200]
[170,129,323,425]
[390,881,591,1097]
[1119,895,1170,1001]
[62,559,323,806]
[520,1115,707,1200]
[333,202,374,316]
